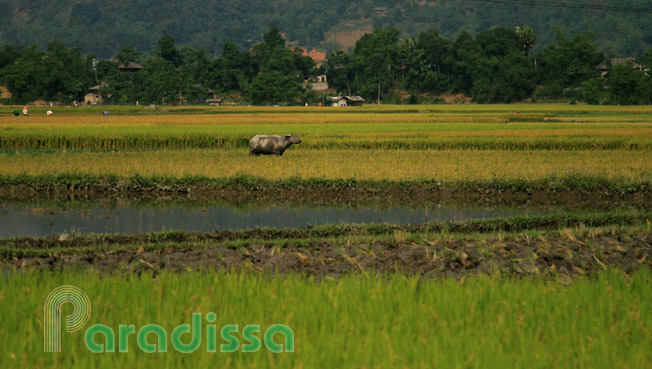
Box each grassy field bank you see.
[1,269,650,368]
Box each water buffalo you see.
[249,134,302,156]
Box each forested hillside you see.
[0,0,651,58]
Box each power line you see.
[470,0,652,13]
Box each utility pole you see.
[93,59,101,105]
[377,78,381,105]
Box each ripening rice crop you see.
[3,113,652,150]
[2,149,651,181]
[2,104,652,182]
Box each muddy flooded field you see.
[2,205,651,278]
[2,185,651,278]
[0,202,550,237]
[4,226,651,278]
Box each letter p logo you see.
[44,285,91,352]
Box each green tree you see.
[292,47,316,79]
[0,46,52,103]
[451,31,482,94]
[476,27,521,58]
[489,50,535,103]
[154,36,181,67]
[116,46,142,66]
[263,26,286,51]
[240,27,310,104]
[351,28,401,100]
[640,49,652,70]
[325,51,354,95]
[251,26,286,68]
[535,28,603,91]
[0,44,23,70]
[415,27,454,93]
[607,63,646,105]
[515,26,538,55]
[581,78,603,105]
[208,42,258,93]
[0,42,93,103]
[247,70,302,105]
[397,38,428,92]
[45,41,93,101]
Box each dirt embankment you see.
[3,181,652,209]
[4,231,651,278]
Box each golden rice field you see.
[2,149,651,181]
[2,104,652,182]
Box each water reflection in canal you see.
[0,203,548,237]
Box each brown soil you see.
[0,85,11,99]
[2,184,651,210]
[440,93,473,104]
[325,25,373,49]
[303,49,327,65]
[4,230,651,278]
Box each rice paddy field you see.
[1,103,651,368]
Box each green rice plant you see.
[0,269,650,368]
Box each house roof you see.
[118,62,144,70]
[329,96,365,102]
[595,57,643,71]
[88,83,109,91]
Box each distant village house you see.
[595,57,646,77]
[313,75,327,83]
[373,7,388,16]
[206,98,222,106]
[84,83,107,105]
[305,75,329,92]
[118,62,144,73]
[329,96,365,107]
[202,88,222,105]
